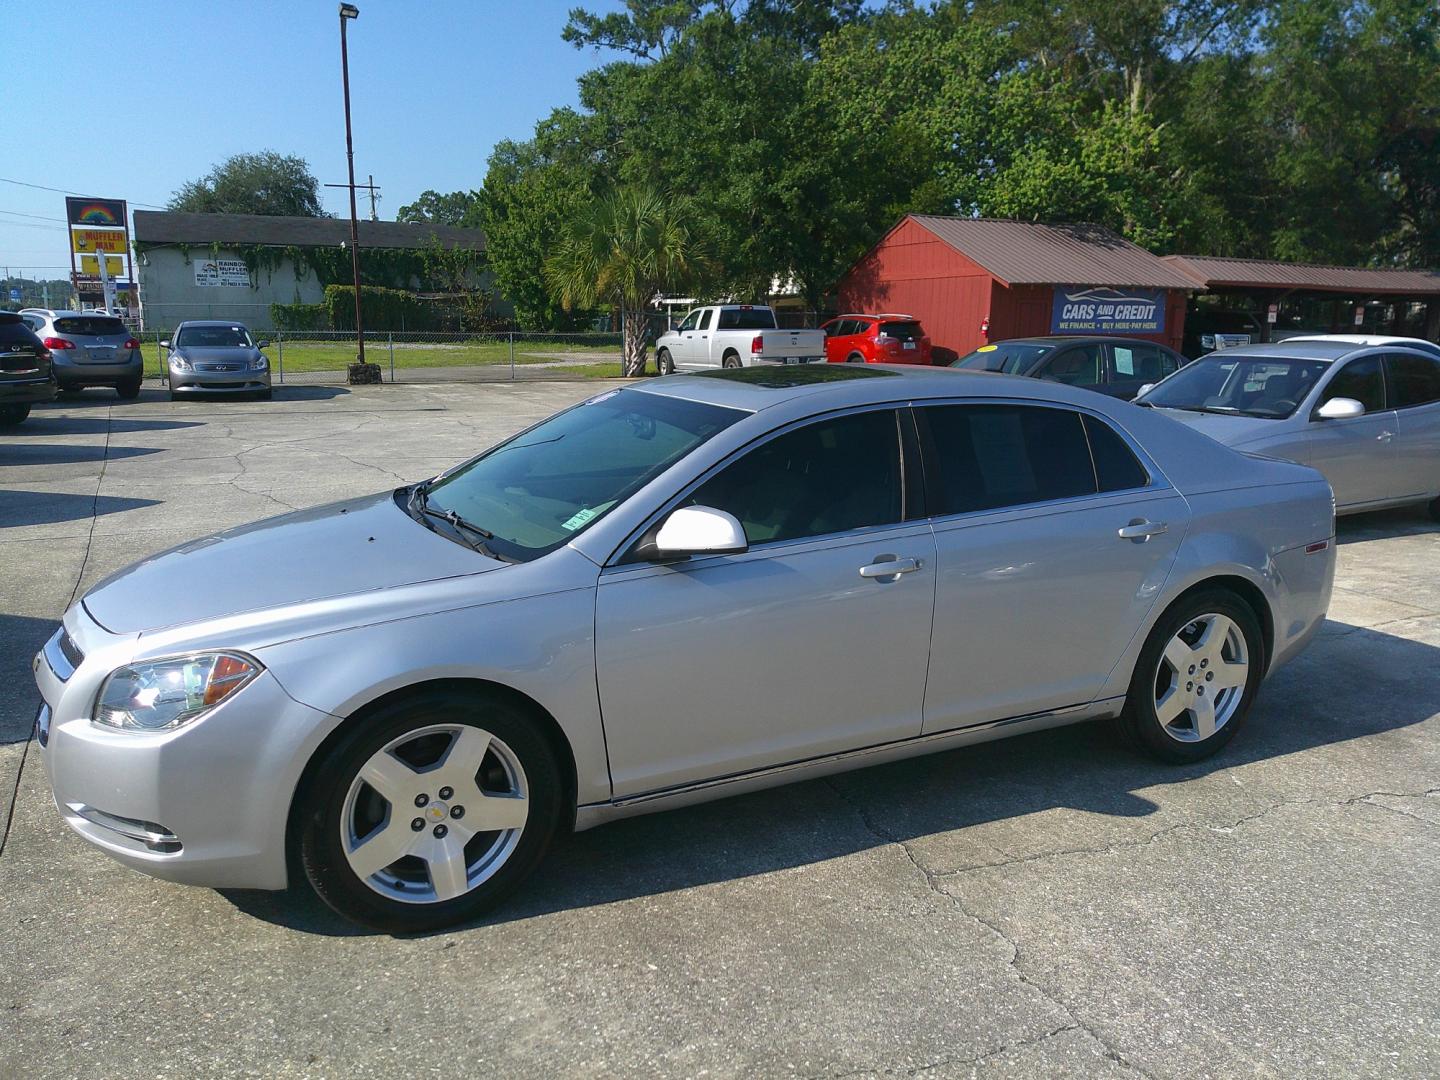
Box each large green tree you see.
[396,189,482,227]
[545,187,707,375]
[168,151,326,217]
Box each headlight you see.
[169,355,192,371]
[94,652,262,732]
[252,354,268,370]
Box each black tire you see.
[1116,589,1265,764]
[846,352,866,364]
[295,688,564,933]
[169,390,182,403]
[117,377,142,400]
[722,352,742,370]
[1427,495,1440,522]
[0,403,30,427]
[257,388,274,401]
[657,349,674,376]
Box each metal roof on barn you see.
[906,215,1198,290]
[133,211,485,252]
[1161,254,1440,295]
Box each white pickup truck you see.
[655,305,826,373]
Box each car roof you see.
[630,363,1133,413]
[176,319,252,328]
[1190,341,1373,362]
[26,309,94,319]
[985,335,1173,347]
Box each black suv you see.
[0,312,57,426]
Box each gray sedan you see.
[165,321,272,400]
[32,366,1335,931]
[1138,341,1440,518]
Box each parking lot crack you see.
[822,778,1157,1080]
[812,1023,1090,1078]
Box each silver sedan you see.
[33,366,1336,931]
[165,321,273,400]
[1138,341,1440,518]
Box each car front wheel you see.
[117,377,142,400]
[657,348,674,375]
[1119,590,1263,763]
[0,403,31,426]
[295,689,563,932]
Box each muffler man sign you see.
[1051,286,1165,334]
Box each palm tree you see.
[545,188,705,376]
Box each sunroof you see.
[692,365,899,389]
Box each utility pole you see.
[338,3,376,381]
[367,174,380,221]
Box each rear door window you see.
[1384,353,1440,408]
[920,404,1097,514]
[54,316,126,336]
[1111,343,1177,382]
[697,309,715,331]
[1083,415,1150,491]
[1319,356,1385,413]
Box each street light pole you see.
[339,3,367,373]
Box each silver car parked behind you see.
[165,320,273,401]
[19,308,143,399]
[33,366,1336,931]
[1138,341,1440,518]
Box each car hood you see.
[82,492,503,634]
[1148,407,1287,447]
[174,346,261,364]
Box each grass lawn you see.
[142,339,619,377]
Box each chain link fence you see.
[140,329,626,385]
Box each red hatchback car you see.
[822,314,933,365]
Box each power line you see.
[0,209,68,223]
[0,176,166,210]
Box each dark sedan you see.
[951,336,1187,400]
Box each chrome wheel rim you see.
[342,723,529,904]
[1153,613,1249,743]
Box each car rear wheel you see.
[295,689,563,933]
[846,353,865,364]
[257,388,274,401]
[0,403,31,426]
[1118,590,1263,763]
[722,353,742,370]
[1427,494,1440,522]
[117,377,141,400]
[657,349,674,375]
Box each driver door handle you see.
[1118,520,1168,542]
[859,557,922,578]
[1377,430,1395,442]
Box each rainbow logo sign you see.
[74,203,121,225]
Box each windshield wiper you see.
[1154,404,1240,415]
[406,483,513,561]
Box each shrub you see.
[269,301,329,331]
[324,285,440,331]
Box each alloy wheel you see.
[341,723,529,904]
[1152,613,1249,742]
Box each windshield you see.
[717,308,776,330]
[1141,355,1329,418]
[952,342,1054,373]
[422,388,744,561]
[177,325,254,348]
[55,316,126,337]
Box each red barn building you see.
[836,215,1196,360]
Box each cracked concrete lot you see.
[2,383,1438,1078]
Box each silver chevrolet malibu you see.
[32,366,1336,931]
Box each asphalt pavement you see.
[2,383,1436,1078]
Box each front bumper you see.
[32,609,335,891]
[0,375,58,405]
[170,366,271,393]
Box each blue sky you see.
[0,0,625,277]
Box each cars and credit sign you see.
[1051,286,1165,334]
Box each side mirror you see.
[642,505,748,560]
[1316,397,1365,420]
[1136,382,1156,398]
[256,340,271,349]
[159,339,171,349]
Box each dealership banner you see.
[1051,286,1165,334]
[194,259,252,287]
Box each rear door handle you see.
[1118,520,1168,542]
[1377,431,1395,442]
[859,556,922,579]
